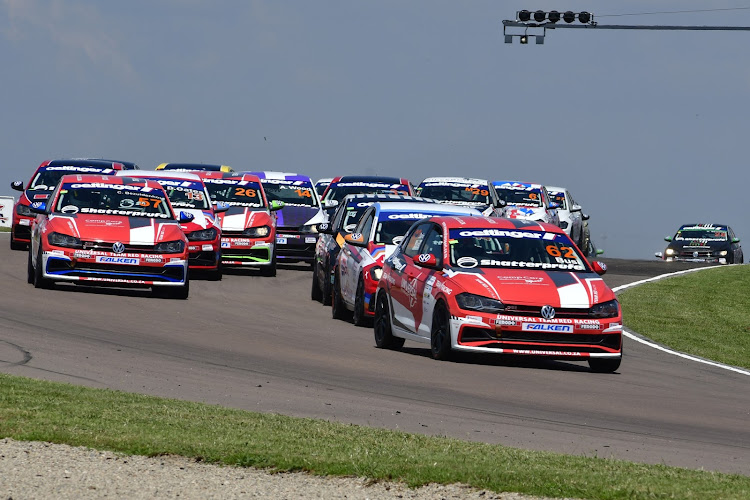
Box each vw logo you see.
[540,305,556,320]
[112,242,125,254]
[693,251,699,258]
[418,254,431,263]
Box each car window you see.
[419,224,444,266]
[402,222,431,258]
[355,210,375,241]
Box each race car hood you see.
[505,206,546,220]
[216,206,274,231]
[275,205,324,229]
[446,268,615,309]
[176,209,217,232]
[47,213,185,245]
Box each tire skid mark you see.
[0,339,32,367]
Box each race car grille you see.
[678,250,712,258]
[459,326,620,351]
[81,241,162,254]
[46,260,184,282]
[501,305,594,319]
[13,225,31,240]
[189,251,220,267]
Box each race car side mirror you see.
[591,261,607,276]
[270,200,285,211]
[11,181,24,191]
[494,199,506,208]
[344,233,367,247]
[322,200,339,209]
[664,236,672,242]
[570,204,582,212]
[413,253,440,269]
[29,201,47,214]
[178,211,195,223]
[548,202,560,209]
[316,223,335,235]
[655,251,664,258]
[213,201,230,213]
[582,213,590,221]
[732,237,741,243]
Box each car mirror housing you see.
[591,260,607,275]
[732,237,741,243]
[655,251,664,258]
[11,181,24,192]
[570,204,582,212]
[270,200,285,211]
[664,236,672,242]
[213,201,230,213]
[322,200,339,209]
[413,253,440,269]
[178,211,195,224]
[582,213,590,221]
[344,232,368,247]
[29,201,47,214]
[316,222,335,235]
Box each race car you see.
[27,174,192,298]
[156,163,235,173]
[245,171,326,264]
[415,177,505,217]
[492,181,560,227]
[545,186,589,248]
[116,170,227,279]
[332,202,481,326]
[319,175,414,219]
[9,159,128,250]
[656,224,743,264]
[311,193,438,306]
[196,172,283,276]
[373,216,622,372]
[314,178,333,197]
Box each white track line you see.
[614,265,750,377]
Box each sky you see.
[1,1,749,259]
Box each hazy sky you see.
[2,1,748,259]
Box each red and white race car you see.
[373,216,622,372]
[117,170,227,280]
[196,172,284,276]
[27,174,192,298]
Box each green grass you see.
[0,226,10,232]
[619,265,750,369]
[1,373,749,499]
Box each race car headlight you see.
[154,240,186,253]
[456,293,505,313]
[16,204,34,217]
[589,299,619,318]
[369,266,383,281]
[301,224,319,234]
[719,250,728,256]
[243,225,270,237]
[665,248,676,256]
[47,232,82,248]
[187,227,218,241]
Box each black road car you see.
[656,224,743,264]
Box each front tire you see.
[32,246,53,289]
[588,356,621,373]
[374,292,404,350]
[331,271,349,320]
[260,251,277,277]
[311,262,323,301]
[26,248,34,284]
[430,302,452,361]
[321,260,333,306]
[10,232,26,251]
[352,277,371,327]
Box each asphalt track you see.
[0,237,748,476]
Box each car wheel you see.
[32,246,53,289]
[374,292,404,350]
[321,260,332,306]
[10,232,26,251]
[206,261,223,281]
[352,277,371,327]
[430,301,452,361]
[26,247,34,284]
[311,262,323,301]
[331,271,349,320]
[260,251,277,277]
[588,356,621,373]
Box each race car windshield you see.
[204,181,264,208]
[374,220,416,245]
[324,183,409,203]
[496,188,543,207]
[675,229,728,241]
[548,192,567,210]
[418,184,490,205]
[448,229,588,272]
[30,168,113,191]
[161,183,211,210]
[263,182,318,207]
[55,184,173,219]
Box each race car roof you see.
[373,201,481,216]
[430,215,565,233]
[419,176,491,185]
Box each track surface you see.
[1,237,748,476]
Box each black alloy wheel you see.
[430,301,452,360]
[373,292,404,350]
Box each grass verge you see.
[618,265,750,369]
[1,373,748,499]
[0,227,10,232]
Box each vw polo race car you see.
[245,171,326,264]
[197,172,283,276]
[545,185,589,249]
[10,158,128,250]
[333,202,481,326]
[493,181,560,227]
[373,216,622,372]
[656,224,743,264]
[27,174,192,298]
[117,170,226,279]
[319,175,414,219]
[311,193,438,305]
[416,177,505,217]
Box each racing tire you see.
[373,292,404,350]
[260,252,277,277]
[32,246,53,289]
[352,277,371,327]
[206,262,223,281]
[311,262,323,302]
[321,261,332,306]
[153,280,190,300]
[430,301,453,361]
[26,247,34,284]
[588,356,621,373]
[331,271,350,320]
[10,233,26,251]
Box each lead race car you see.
[27,174,192,298]
[373,216,622,372]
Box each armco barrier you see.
[0,195,14,228]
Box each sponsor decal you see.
[387,213,434,220]
[79,207,170,218]
[390,255,406,272]
[479,259,585,271]
[522,323,573,332]
[464,315,484,324]
[456,256,478,268]
[578,323,601,330]
[401,275,420,307]
[73,250,92,258]
[512,350,583,356]
[96,256,139,265]
[492,317,517,326]
[305,236,317,243]
[145,256,164,263]
[201,244,214,251]
[221,241,230,248]
[45,166,116,173]
[458,229,556,240]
